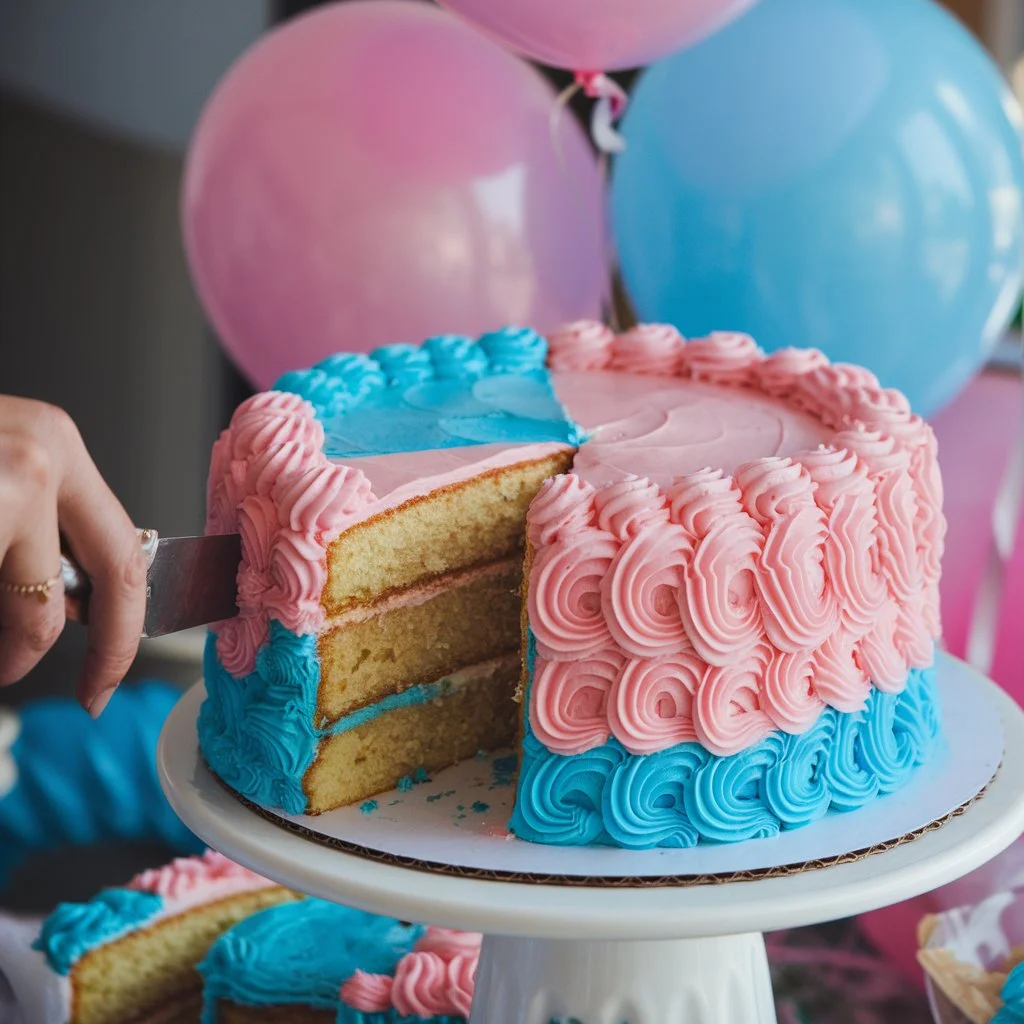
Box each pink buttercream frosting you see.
[340,927,482,1018]
[526,326,944,759]
[127,850,273,914]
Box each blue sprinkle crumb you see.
[413,767,431,784]
[397,776,414,793]
[492,755,517,773]
[475,749,489,762]
[427,789,456,803]
[472,801,490,813]
[388,799,402,806]
[456,804,465,812]
[360,800,378,814]
[457,813,467,820]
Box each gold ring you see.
[0,573,62,604]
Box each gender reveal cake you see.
[199,322,945,849]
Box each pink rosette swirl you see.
[909,428,945,634]
[610,323,684,375]
[128,850,268,906]
[236,390,311,419]
[529,649,622,754]
[230,405,324,462]
[666,468,740,540]
[854,600,908,693]
[601,523,692,658]
[263,532,327,634]
[546,319,614,371]
[608,651,704,754]
[526,474,597,548]
[679,331,763,385]
[273,463,373,539]
[835,429,922,605]
[593,476,669,541]
[762,649,824,734]
[894,593,934,670]
[813,629,870,712]
[735,458,838,652]
[391,952,460,1018]
[794,364,880,424]
[214,613,268,678]
[799,447,887,636]
[414,928,483,959]
[694,643,775,756]
[527,528,619,658]
[206,432,236,536]
[849,387,916,442]
[236,495,277,574]
[245,442,317,498]
[752,348,830,397]
[678,485,765,666]
[340,971,394,1012]
[443,954,478,1017]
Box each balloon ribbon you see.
[574,71,628,153]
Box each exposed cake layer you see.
[31,851,295,1024]
[306,656,518,813]
[324,450,571,613]
[318,560,521,721]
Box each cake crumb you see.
[360,800,378,814]
[388,799,402,806]
[475,749,489,762]
[397,776,414,793]
[471,801,490,813]
[426,789,456,804]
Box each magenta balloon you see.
[182,1,607,389]
[436,0,759,72]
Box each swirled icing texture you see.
[128,849,272,914]
[33,889,163,975]
[512,634,941,848]
[198,897,424,1022]
[208,328,582,679]
[0,683,202,889]
[340,926,481,1021]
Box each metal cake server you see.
[62,531,242,637]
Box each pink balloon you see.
[437,0,759,73]
[182,1,607,389]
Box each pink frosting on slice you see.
[127,850,273,914]
[340,971,394,1012]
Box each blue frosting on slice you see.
[511,633,942,848]
[33,888,163,976]
[272,327,583,459]
[199,898,424,1021]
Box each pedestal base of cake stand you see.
[158,666,1024,1024]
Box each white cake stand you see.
[158,658,1024,1024]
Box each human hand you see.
[0,397,146,716]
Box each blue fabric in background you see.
[611,0,1024,416]
[0,682,202,889]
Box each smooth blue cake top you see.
[198,897,424,1018]
[272,327,583,459]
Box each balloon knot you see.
[574,71,628,154]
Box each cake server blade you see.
[62,532,242,637]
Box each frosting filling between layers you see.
[200,622,518,815]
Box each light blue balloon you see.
[611,0,1024,414]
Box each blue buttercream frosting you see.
[33,888,163,975]
[0,682,203,889]
[200,625,498,815]
[271,326,583,459]
[510,633,942,848]
[199,898,423,1022]
[995,963,1024,1022]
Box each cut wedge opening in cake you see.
[199,323,945,848]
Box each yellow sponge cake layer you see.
[318,560,521,721]
[324,451,572,614]
[71,887,298,1024]
[304,656,518,813]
